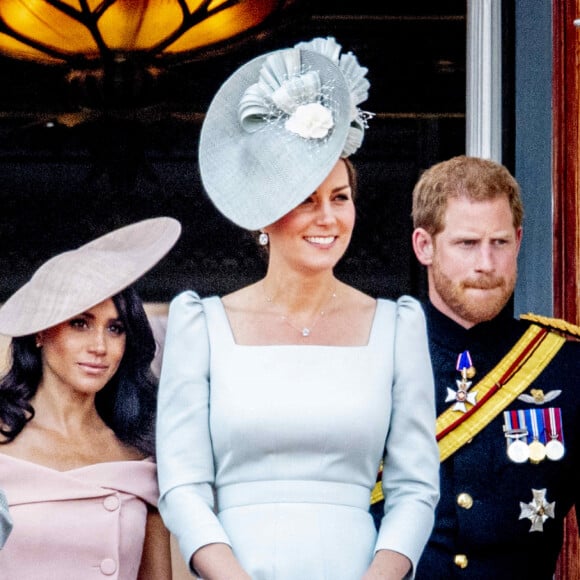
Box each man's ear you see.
[515,226,523,253]
[412,228,434,266]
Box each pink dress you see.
[0,454,158,580]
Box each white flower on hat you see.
[285,102,333,139]
[238,37,372,154]
[295,37,373,156]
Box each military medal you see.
[545,437,565,461]
[519,488,555,532]
[504,408,565,463]
[446,351,478,412]
[526,408,547,463]
[503,411,530,463]
[528,439,547,463]
[507,434,529,463]
[544,407,565,461]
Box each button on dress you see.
[0,455,158,579]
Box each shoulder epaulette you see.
[520,312,580,339]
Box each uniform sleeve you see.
[156,291,231,565]
[375,296,440,577]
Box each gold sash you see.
[371,324,566,505]
[437,324,565,461]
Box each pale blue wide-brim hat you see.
[199,37,371,230]
[0,217,181,337]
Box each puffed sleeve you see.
[156,291,231,565]
[375,296,440,577]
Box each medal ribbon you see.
[525,408,545,444]
[503,410,530,462]
[504,410,515,431]
[504,409,527,436]
[544,407,564,443]
[456,350,473,372]
[437,325,566,462]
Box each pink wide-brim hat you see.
[0,217,181,337]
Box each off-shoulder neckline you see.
[0,451,154,473]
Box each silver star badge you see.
[519,488,556,532]
[445,377,478,413]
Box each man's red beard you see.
[431,260,516,326]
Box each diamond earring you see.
[258,232,269,246]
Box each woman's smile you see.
[304,235,337,247]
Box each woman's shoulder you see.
[169,289,204,308]
[372,295,426,335]
[339,283,376,309]
[220,283,257,308]
[117,441,149,462]
[376,294,423,312]
[219,283,267,323]
[167,289,223,318]
[342,287,423,317]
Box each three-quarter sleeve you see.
[375,296,440,576]
[156,291,231,564]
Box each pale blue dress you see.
[156,291,439,579]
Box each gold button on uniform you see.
[457,492,473,509]
[454,554,468,569]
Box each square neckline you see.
[208,296,387,348]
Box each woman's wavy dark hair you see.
[0,287,158,455]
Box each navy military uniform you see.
[413,302,580,579]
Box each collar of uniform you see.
[424,300,516,352]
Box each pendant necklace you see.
[264,286,337,338]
